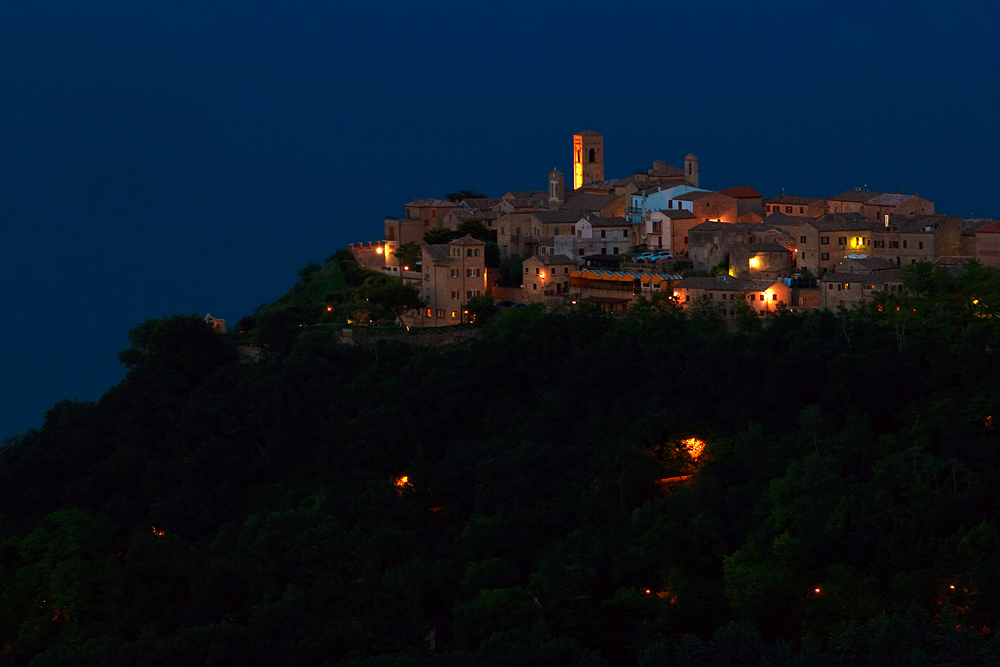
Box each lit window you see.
[451,311,458,319]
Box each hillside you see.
[2,260,1000,665]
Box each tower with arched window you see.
[572,130,604,189]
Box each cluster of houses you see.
[349,131,999,326]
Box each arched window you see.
[588,148,595,163]
[688,163,692,174]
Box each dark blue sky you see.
[1,0,998,439]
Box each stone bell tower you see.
[684,153,699,188]
[573,130,604,189]
[548,168,564,209]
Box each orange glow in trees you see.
[152,526,165,536]
[681,437,706,460]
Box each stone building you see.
[827,189,934,224]
[522,254,576,302]
[730,243,793,280]
[407,235,487,328]
[975,220,1000,269]
[672,275,792,319]
[870,214,963,267]
[573,130,604,189]
[819,257,903,311]
[796,213,875,275]
[673,190,740,223]
[718,186,764,220]
[765,195,827,218]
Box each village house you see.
[961,218,995,255]
[826,189,934,224]
[495,209,583,258]
[573,216,634,257]
[765,195,827,218]
[729,243,793,280]
[522,254,576,303]
[688,221,774,270]
[818,257,903,311]
[405,235,487,328]
[975,220,1000,269]
[796,213,875,275]
[870,214,963,267]
[673,190,739,223]
[718,186,764,220]
[569,269,683,312]
[672,275,792,319]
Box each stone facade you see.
[870,215,963,267]
[407,235,488,328]
[522,254,576,302]
[827,189,934,223]
[672,275,792,319]
[975,221,1000,269]
[673,191,739,223]
[765,196,827,218]
[796,214,876,275]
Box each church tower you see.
[548,168,564,209]
[684,153,699,188]
[573,130,604,189]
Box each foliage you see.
[4,260,1000,664]
[445,189,488,202]
[455,218,492,243]
[396,242,421,271]
[423,228,454,245]
[465,295,496,325]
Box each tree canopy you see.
[3,261,1000,665]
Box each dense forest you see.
[4,257,1000,666]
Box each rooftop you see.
[828,189,884,204]
[718,186,762,199]
[764,195,824,205]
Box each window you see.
[424,220,429,227]
[577,230,582,237]
[722,293,727,300]
[821,236,829,245]
[771,294,777,301]
[554,227,560,236]
[451,269,458,278]
[890,241,900,249]
[786,206,792,213]
[600,248,607,255]
[579,248,585,256]
[838,237,846,245]
[799,207,805,214]
[800,236,807,243]
[821,252,830,260]
[437,309,445,318]
[684,236,688,244]
[837,283,842,291]
[466,249,472,257]
[535,267,539,274]
[466,290,472,298]
[532,283,537,290]
[760,293,766,300]
[501,227,505,235]
[431,210,436,218]
[601,230,606,238]
[466,268,479,277]
[828,283,833,290]
[451,311,458,319]
[613,247,619,255]
[903,240,908,249]
[918,241,923,250]
[451,291,458,299]
[387,227,395,240]
[685,295,691,302]
[564,267,569,274]
[427,308,432,317]
[749,294,755,301]
[709,292,714,299]
[588,148,595,163]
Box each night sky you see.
[1,0,998,440]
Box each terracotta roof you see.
[806,213,876,232]
[587,216,631,227]
[562,192,623,212]
[576,129,602,136]
[674,191,716,202]
[764,212,816,227]
[963,218,996,235]
[867,193,916,206]
[718,186,762,199]
[645,162,685,178]
[828,189,884,204]
[652,209,695,219]
[837,257,896,272]
[973,221,1000,234]
[449,234,484,246]
[408,199,460,208]
[933,256,974,267]
[506,190,547,201]
[422,244,455,265]
[462,197,503,209]
[507,198,546,209]
[886,214,960,233]
[764,195,824,205]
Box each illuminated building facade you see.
[573,130,604,189]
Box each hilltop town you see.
[347,130,1000,326]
